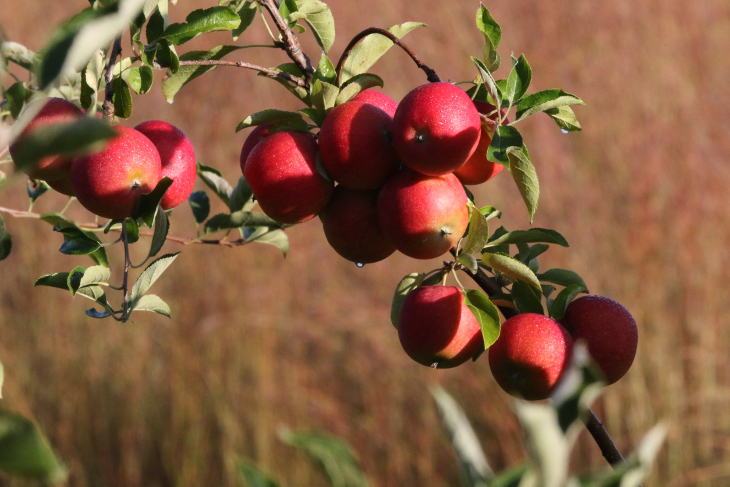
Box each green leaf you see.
[0,410,68,483]
[85,309,112,319]
[313,53,337,84]
[490,465,529,487]
[244,227,289,256]
[267,117,311,134]
[311,79,339,115]
[35,273,70,290]
[80,51,104,113]
[471,56,502,111]
[111,77,132,118]
[4,81,33,119]
[537,269,588,290]
[162,44,245,102]
[335,73,384,105]
[487,125,522,166]
[77,285,114,314]
[476,4,501,72]
[236,109,304,132]
[155,40,179,73]
[512,402,569,487]
[54,225,101,255]
[197,163,232,205]
[548,284,587,321]
[205,211,281,234]
[147,205,169,258]
[129,252,180,307]
[483,252,541,290]
[390,273,425,328]
[26,181,49,206]
[237,459,280,487]
[431,386,493,486]
[67,266,85,296]
[485,228,567,248]
[258,63,311,105]
[551,343,605,433]
[514,89,584,123]
[546,105,581,131]
[504,54,531,106]
[479,206,501,220]
[131,294,170,317]
[229,177,254,212]
[125,219,140,244]
[511,280,544,315]
[79,265,111,288]
[278,427,369,487]
[463,289,501,349]
[1,41,40,71]
[10,118,116,173]
[131,177,173,227]
[340,22,426,83]
[296,0,335,53]
[300,107,325,126]
[462,205,490,255]
[146,7,165,42]
[188,191,210,223]
[231,0,258,40]
[457,253,478,274]
[128,65,153,94]
[157,7,241,45]
[507,145,539,223]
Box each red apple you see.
[392,82,481,176]
[377,168,469,260]
[134,120,196,210]
[560,295,638,385]
[398,285,483,368]
[351,89,398,117]
[453,101,507,185]
[319,186,396,264]
[46,176,75,197]
[9,97,83,181]
[319,101,400,190]
[239,124,271,174]
[70,126,161,220]
[489,313,574,400]
[244,131,333,224]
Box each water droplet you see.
[561,129,569,134]
[356,263,364,268]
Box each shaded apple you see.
[319,101,400,190]
[453,101,508,185]
[377,167,469,260]
[398,285,483,368]
[9,97,83,181]
[46,176,75,197]
[351,89,398,117]
[489,313,574,400]
[560,295,638,385]
[71,126,161,220]
[134,120,196,210]
[319,186,396,264]
[244,131,333,224]
[392,82,481,176]
[239,124,271,174]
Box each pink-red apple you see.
[489,313,574,400]
[392,82,481,176]
[560,295,638,385]
[239,124,271,174]
[398,285,483,368]
[9,97,83,181]
[351,89,398,117]
[319,186,396,264]
[244,131,333,224]
[134,120,196,210]
[377,168,469,259]
[70,126,161,219]
[319,101,400,190]
[453,101,507,185]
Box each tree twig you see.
[102,36,123,121]
[335,27,441,86]
[155,60,307,87]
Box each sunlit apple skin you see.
[398,285,483,368]
[392,82,481,176]
[134,120,196,210]
[244,131,333,224]
[319,186,396,264]
[319,101,400,190]
[560,295,638,385]
[9,98,83,181]
[454,101,508,185]
[46,176,75,197]
[377,168,469,260]
[70,126,162,220]
[239,124,271,174]
[351,89,398,117]
[489,313,574,401]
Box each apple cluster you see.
[10,98,197,219]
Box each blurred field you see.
[1,0,729,485]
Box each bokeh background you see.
[1,0,729,485]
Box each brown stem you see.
[335,27,441,86]
[102,36,123,121]
[155,60,307,87]
[120,221,130,321]
[255,0,314,85]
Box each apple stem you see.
[334,27,441,86]
[102,36,123,122]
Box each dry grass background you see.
[1,0,729,485]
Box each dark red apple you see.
[560,295,638,385]
[244,131,333,224]
[453,101,507,185]
[239,124,271,174]
[351,89,398,117]
[377,167,469,260]
[70,126,162,220]
[398,285,483,368]
[319,186,396,264]
[318,101,400,190]
[134,120,196,210]
[489,313,574,400]
[9,97,83,181]
[392,82,481,176]
[46,176,75,197]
